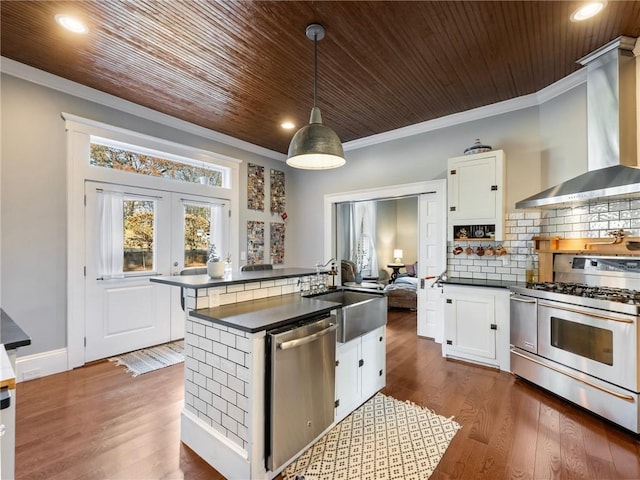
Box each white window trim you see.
[65,113,241,369]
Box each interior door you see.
[85,182,172,362]
[418,192,445,341]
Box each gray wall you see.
[0,73,287,357]
[1,67,587,359]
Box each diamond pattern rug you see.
[109,340,184,377]
[282,392,461,480]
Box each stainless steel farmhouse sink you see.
[313,290,387,343]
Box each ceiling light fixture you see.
[281,121,296,130]
[570,1,607,22]
[286,24,345,170]
[55,14,89,34]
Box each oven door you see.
[537,299,638,392]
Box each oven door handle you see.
[511,349,635,402]
[537,301,634,324]
[278,323,337,350]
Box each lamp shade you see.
[393,249,403,263]
[286,107,345,170]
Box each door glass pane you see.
[123,199,155,272]
[184,204,211,267]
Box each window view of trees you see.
[184,205,211,267]
[123,200,155,272]
[90,143,223,187]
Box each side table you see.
[387,263,405,283]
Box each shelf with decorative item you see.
[452,224,496,241]
[532,231,640,283]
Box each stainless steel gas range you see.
[510,255,640,433]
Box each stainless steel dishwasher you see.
[266,313,337,471]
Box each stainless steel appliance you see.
[510,255,640,433]
[267,314,337,471]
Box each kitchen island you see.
[151,269,386,479]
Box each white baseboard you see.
[16,348,68,382]
[181,409,258,480]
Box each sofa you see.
[384,262,418,309]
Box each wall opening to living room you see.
[324,180,447,341]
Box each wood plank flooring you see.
[15,310,640,479]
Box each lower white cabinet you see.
[335,326,386,422]
[442,284,510,370]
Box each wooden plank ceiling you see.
[2,1,640,154]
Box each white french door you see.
[84,181,228,362]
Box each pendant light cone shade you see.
[287,107,345,169]
[286,24,345,170]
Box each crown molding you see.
[0,57,286,162]
[343,68,587,152]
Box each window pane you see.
[184,204,211,267]
[90,143,224,187]
[123,200,155,272]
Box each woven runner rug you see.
[282,392,461,480]
[109,340,184,377]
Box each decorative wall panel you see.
[247,163,264,211]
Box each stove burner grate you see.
[527,282,640,305]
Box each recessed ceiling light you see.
[570,1,606,22]
[55,14,89,34]
[281,121,296,130]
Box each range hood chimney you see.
[516,36,639,209]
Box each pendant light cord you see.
[313,32,318,108]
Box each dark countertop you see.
[150,267,323,289]
[443,277,525,290]
[191,293,342,333]
[1,308,32,350]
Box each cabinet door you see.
[361,326,386,398]
[335,339,361,420]
[444,293,496,360]
[448,156,497,221]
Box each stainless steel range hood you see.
[516,36,639,209]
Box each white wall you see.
[0,73,284,357]
[1,67,588,361]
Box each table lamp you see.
[393,249,403,264]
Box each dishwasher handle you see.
[278,323,337,350]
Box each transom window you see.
[90,140,227,187]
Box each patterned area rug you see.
[109,340,184,377]
[282,393,461,480]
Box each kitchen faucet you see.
[316,258,336,269]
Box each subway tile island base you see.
[151,269,387,479]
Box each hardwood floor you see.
[15,310,640,479]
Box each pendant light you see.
[286,24,345,170]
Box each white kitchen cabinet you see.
[447,150,505,241]
[442,284,510,370]
[335,326,386,422]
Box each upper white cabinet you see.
[447,150,505,241]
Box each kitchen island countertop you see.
[191,293,341,333]
[1,308,31,350]
[150,267,324,289]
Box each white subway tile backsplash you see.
[219,292,238,305]
[590,203,609,213]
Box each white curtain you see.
[97,190,124,278]
[209,203,226,260]
[350,201,378,277]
